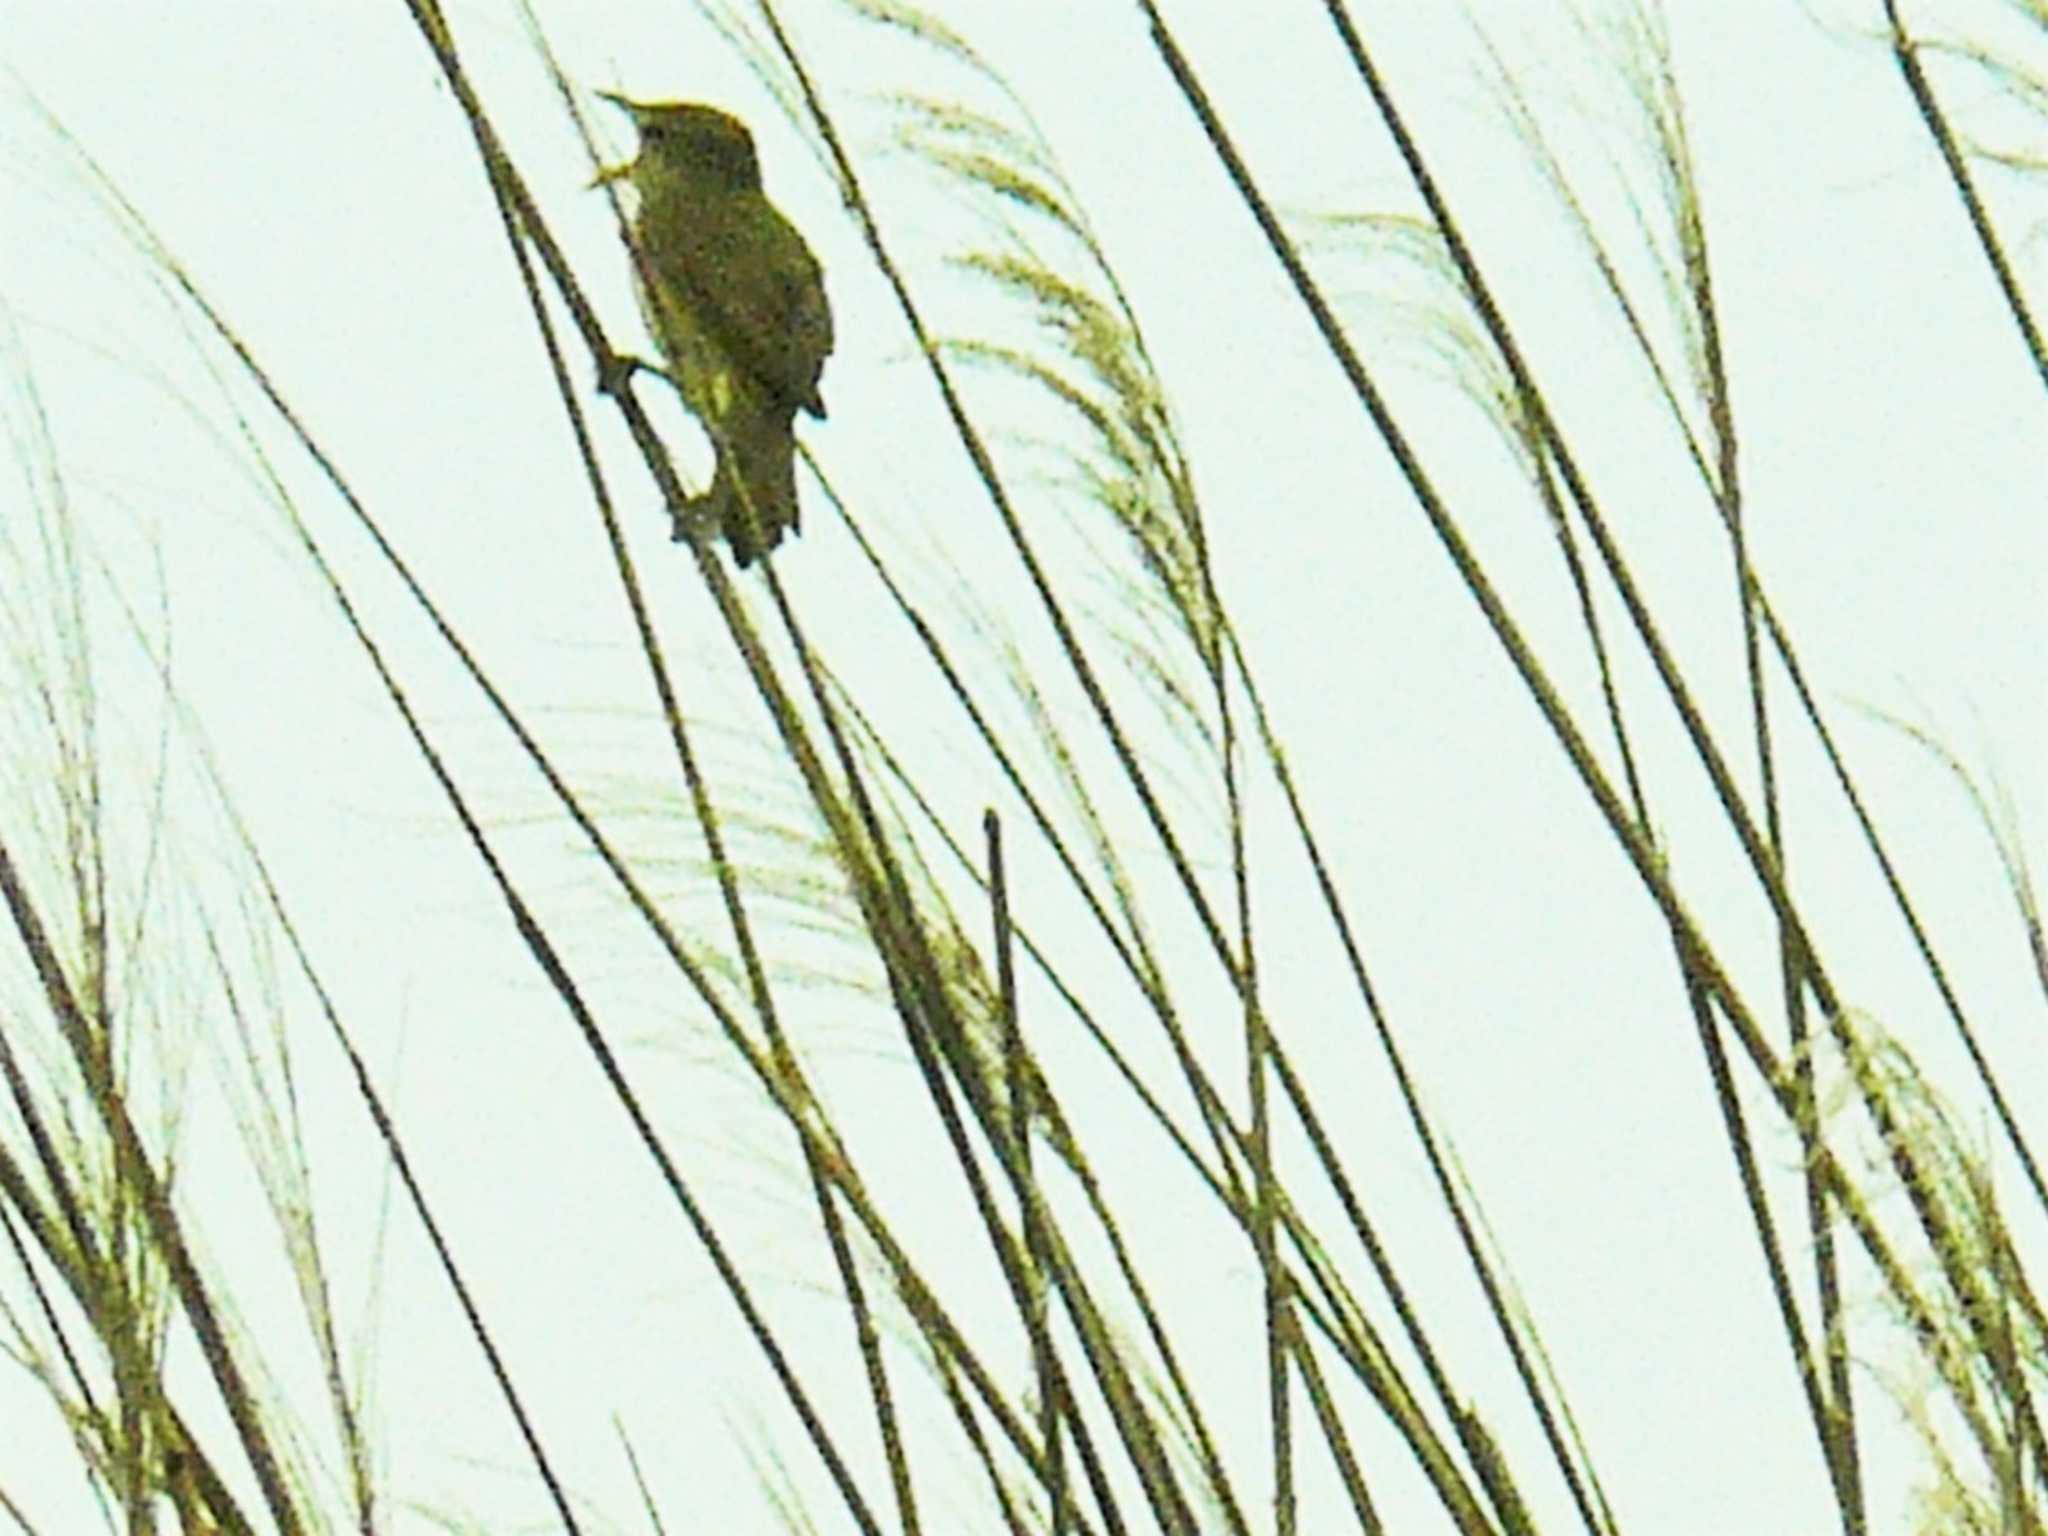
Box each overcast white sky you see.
[3,2,2044,1532]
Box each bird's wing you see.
[659,194,832,420]
[776,211,833,419]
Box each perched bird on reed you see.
[595,94,832,566]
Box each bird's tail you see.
[702,411,801,568]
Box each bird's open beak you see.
[590,90,642,187]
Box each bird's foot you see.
[596,350,686,401]
[596,349,644,399]
[669,494,718,546]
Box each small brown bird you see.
[596,95,833,565]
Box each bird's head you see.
[593,94,762,197]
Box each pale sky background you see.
[2,2,2044,1533]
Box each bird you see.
[595,95,833,566]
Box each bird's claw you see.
[596,349,647,399]
[669,495,717,545]
[599,351,691,405]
